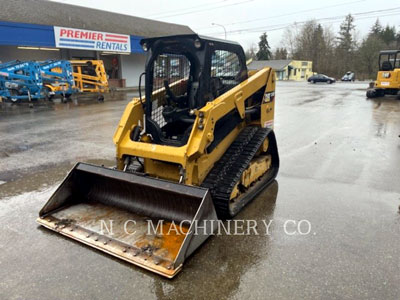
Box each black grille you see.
[211,50,241,97]
[151,54,190,128]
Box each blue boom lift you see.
[0,60,43,102]
[39,60,78,102]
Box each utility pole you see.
[211,23,227,39]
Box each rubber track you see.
[202,126,275,219]
[201,126,258,191]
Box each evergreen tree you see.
[397,32,400,47]
[279,17,399,79]
[370,19,383,36]
[357,35,385,79]
[380,25,397,45]
[274,48,288,59]
[256,33,272,60]
[337,14,356,52]
[291,21,328,73]
[336,14,356,75]
[312,24,325,72]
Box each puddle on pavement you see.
[0,159,115,199]
[0,91,138,117]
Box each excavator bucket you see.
[37,163,217,278]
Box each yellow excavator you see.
[37,35,279,278]
[366,50,400,99]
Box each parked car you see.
[308,74,336,84]
[341,71,355,81]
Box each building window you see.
[301,61,308,66]
[294,69,297,76]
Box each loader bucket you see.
[37,163,217,278]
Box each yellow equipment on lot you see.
[367,50,400,98]
[42,66,66,96]
[37,35,279,278]
[70,60,109,94]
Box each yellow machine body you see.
[367,50,400,98]
[44,83,70,93]
[37,35,279,278]
[113,67,276,186]
[374,69,400,89]
[44,67,70,93]
[70,60,109,93]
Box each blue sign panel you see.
[0,21,54,47]
[130,35,144,53]
[0,20,144,53]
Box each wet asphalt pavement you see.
[0,82,399,299]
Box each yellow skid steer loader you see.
[37,35,279,278]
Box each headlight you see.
[194,39,202,49]
[142,43,148,52]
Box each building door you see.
[101,55,121,79]
[101,54,125,87]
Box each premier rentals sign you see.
[54,26,131,53]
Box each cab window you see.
[210,50,242,98]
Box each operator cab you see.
[379,50,400,71]
[140,34,248,146]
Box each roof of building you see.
[248,60,292,71]
[0,0,195,38]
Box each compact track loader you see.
[366,50,400,99]
[37,35,279,278]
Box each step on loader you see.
[37,35,279,278]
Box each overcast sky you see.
[51,0,400,50]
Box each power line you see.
[195,0,367,31]
[265,12,400,33]
[152,0,255,19]
[145,0,230,18]
[203,7,400,35]
[201,7,400,36]
[242,11,400,34]
[210,12,400,37]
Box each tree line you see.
[245,16,400,80]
